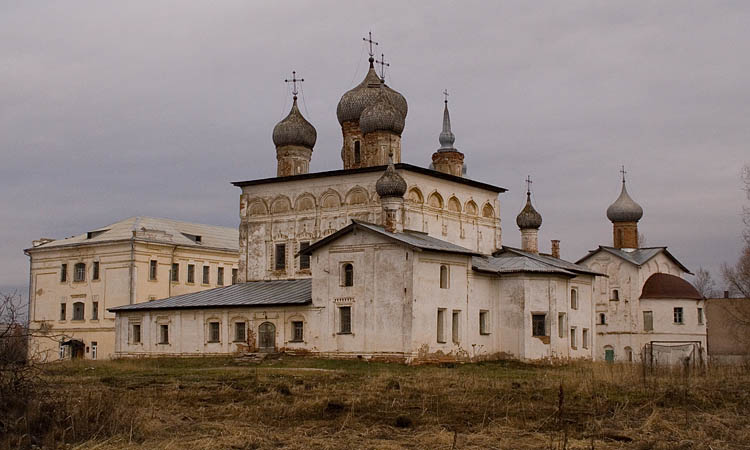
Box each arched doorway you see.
[258,322,276,353]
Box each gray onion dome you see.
[376,156,407,198]
[272,97,317,148]
[336,59,407,125]
[516,192,542,230]
[607,181,643,222]
[360,82,405,135]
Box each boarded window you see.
[440,265,449,289]
[171,263,179,282]
[452,311,460,344]
[149,260,157,280]
[570,289,578,310]
[339,307,351,334]
[74,263,86,282]
[532,314,546,337]
[234,322,246,342]
[217,267,224,286]
[187,264,195,283]
[275,244,286,270]
[73,302,84,321]
[292,321,304,341]
[479,310,489,335]
[437,309,446,342]
[673,307,684,324]
[60,264,68,282]
[92,261,100,280]
[131,324,141,344]
[231,268,238,284]
[202,266,210,284]
[159,324,169,344]
[92,301,98,320]
[299,242,311,270]
[208,322,220,342]
[643,311,654,331]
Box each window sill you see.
[148,279,158,283]
[437,340,446,344]
[91,279,101,283]
[479,332,491,336]
[337,332,352,335]
[71,319,85,323]
[571,346,578,350]
[90,319,99,323]
[288,339,304,343]
[533,335,550,344]
[206,341,220,344]
[201,283,211,287]
[157,342,170,345]
[674,322,684,325]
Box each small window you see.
[208,322,220,342]
[479,310,489,335]
[159,324,169,344]
[643,311,654,331]
[92,301,99,320]
[232,268,238,284]
[132,324,141,344]
[234,322,246,342]
[437,308,446,343]
[439,265,449,289]
[299,242,311,270]
[673,307,684,324]
[187,264,195,283]
[354,141,361,164]
[452,310,460,344]
[60,264,68,282]
[582,328,589,349]
[532,314,546,337]
[91,341,98,360]
[599,313,606,325]
[570,289,578,310]
[72,302,84,321]
[570,327,577,348]
[275,244,286,270]
[202,265,210,284]
[74,263,86,282]
[611,289,619,301]
[558,313,566,338]
[339,306,351,334]
[342,263,354,287]
[698,307,704,324]
[149,260,157,280]
[625,346,633,362]
[292,321,304,342]
[217,267,224,286]
[92,261,100,280]
[171,263,179,282]
[60,303,66,321]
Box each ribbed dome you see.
[272,97,317,148]
[516,192,542,230]
[336,59,407,125]
[376,157,407,198]
[607,181,643,222]
[360,83,405,136]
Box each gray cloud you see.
[1,0,748,294]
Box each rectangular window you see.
[452,310,460,344]
[159,324,169,344]
[208,322,220,342]
[91,341,97,360]
[611,289,619,301]
[558,313,566,338]
[73,302,84,321]
[292,321,304,342]
[171,263,179,282]
[532,314,546,337]
[234,322,246,342]
[74,263,86,282]
[275,243,286,270]
[599,313,607,325]
[437,308,446,343]
[132,324,141,344]
[92,301,99,320]
[202,265,210,284]
[149,260,157,280]
[187,264,195,283]
[339,306,351,334]
[299,242,311,270]
[674,307,684,324]
[92,261,100,280]
[570,327,577,348]
[698,307,704,324]
[439,265,449,289]
[61,264,67,282]
[582,328,589,348]
[231,268,238,284]
[570,289,578,310]
[217,267,224,286]
[479,310,489,335]
[60,303,66,321]
[643,311,654,331]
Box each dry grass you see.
[3,357,750,449]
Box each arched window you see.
[440,265,449,289]
[354,141,361,164]
[599,313,606,325]
[72,302,85,321]
[342,263,354,287]
[611,289,619,301]
[625,346,633,362]
[570,289,578,309]
[73,263,86,282]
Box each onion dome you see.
[437,100,457,152]
[607,180,643,223]
[376,154,407,198]
[336,58,407,125]
[272,97,317,148]
[516,191,542,230]
[360,81,405,135]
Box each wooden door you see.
[258,322,276,353]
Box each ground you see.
[6,356,750,449]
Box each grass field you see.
[4,356,750,449]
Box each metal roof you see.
[109,279,311,312]
[473,246,603,277]
[576,246,691,274]
[640,273,702,300]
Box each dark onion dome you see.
[640,273,703,300]
[360,82,405,136]
[336,59,407,125]
[272,97,317,148]
[607,181,643,222]
[516,192,542,230]
[376,156,407,198]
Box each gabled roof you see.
[576,246,692,274]
[300,220,480,257]
[109,279,311,312]
[473,247,605,277]
[26,217,239,253]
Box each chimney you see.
[551,240,560,259]
[724,290,730,298]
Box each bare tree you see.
[693,267,718,298]
[722,165,750,298]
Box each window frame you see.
[208,321,221,343]
[60,264,68,282]
[611,289,619,301]
[479,310,490,335]
[91,301,99,320]
[171,263,179,282]
[643,310,654,331]
[159,324,169,344]
[437,308,446,343]
[570,288,578,310]
[275,243,286,271]
[439,265,449,289]
[233,322,246,342]
[299,242,311,270]
[452,310,461,344]
[673,307,684,324]
[187,264,195,283]
[131,323,142,344]
[341,263,354,287]
[338,306,352,334]
[217,267,224,286]
[202,265,210,284]
[570,327,577,348]
[231,268,238,285]
[697,307,704,324]
[532,313,547,337]
[353,140,361,164]
[60,303,66,321]
[582,328,589,349]
[73,263,86,282]
[291,321,304,342]
[599,313,607,325]
[92,261,100,281]
[72,302,84,321]
[149,260,158,281]
[558,312,566,338]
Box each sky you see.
[1,1,748,298]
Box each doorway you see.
[258,322,276,353]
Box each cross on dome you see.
[620,165,627,183]
[363,31,379,57]
[284,71,304,98]
[375,53,389,79]
[443,89,449,104]
[526,175,533,195]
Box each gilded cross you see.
[362,31,378,57]
[284,71,304,98]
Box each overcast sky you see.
[1,1,748,297]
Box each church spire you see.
[431,89,465,177]
[438,89,456,151]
